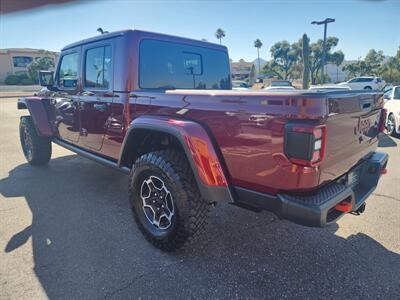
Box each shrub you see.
[16,73,29,81]
[5,75,20,85]
[20,78,35,85]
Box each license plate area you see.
[336,164,362,188]
[347,168,361,188]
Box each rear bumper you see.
[234,151,388,227]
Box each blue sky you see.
[1,0,399,61]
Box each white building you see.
[0,48,59,83]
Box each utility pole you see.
[311,18,335,84]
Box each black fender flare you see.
[17,97,54,136]
[118,116,233,203]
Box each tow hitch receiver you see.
[352,203,366,215]
[335,200,353,213]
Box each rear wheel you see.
[19,116,52,165]
[129,150,209,251]
[364,86,372,90]
[387,114,397,136]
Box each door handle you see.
[103,92,114,98]
[81,91,95,96]
[93,104,107,112]
[129,93,155,99]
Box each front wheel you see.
[364,86,372,90]
[19,116,52,165]
[386,114,397,136]
[129,150,210,251]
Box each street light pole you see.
[311,18,335,84]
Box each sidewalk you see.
[0,85,40,98]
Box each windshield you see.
[394,87,400,99]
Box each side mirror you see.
[39,70,54,87]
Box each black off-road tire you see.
[129,150,210,251]
[19,116,52,165]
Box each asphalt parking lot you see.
[0,96,399,299]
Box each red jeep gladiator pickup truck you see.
[18,30,388,251]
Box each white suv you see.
[338,76,385,90]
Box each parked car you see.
[337,76,385,90]
[384,85,400,136]
[263,80,295,90]
[18,30,388,251]
[232,80,250,90]
[383,85,400,101]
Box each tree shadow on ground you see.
[1,156,399,299]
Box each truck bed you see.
[157,89,384,194]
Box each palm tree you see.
[330,50,345,82]
[254,39,263,73]
[215,28,226,45]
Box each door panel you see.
[53,93,80,142]
[79,43,114,151]
[79,92,113,150]
[53,50,81,143]
[100,92,126,160]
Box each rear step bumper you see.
[234,151,389,227]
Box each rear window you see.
[139,39,231,90]
[84,45,112,89]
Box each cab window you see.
[84,45,112,89]
[139,39,231,90]
[58,52,79,88]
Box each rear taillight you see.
[284,124,326,166]
[378,108,387,133]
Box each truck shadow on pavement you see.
[378,133,398,147]
[1,155,399,299]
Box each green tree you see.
[330,50,345,82]
[364,49,384,75]
[342,62,359,78]
[254,39,263,73]
[342,47,400,83]
[384,57,399,82]
[379,55,400,83]
[263,40,299,79]
[396,46,400,62]
[308,37,339,84]
[215,28,226,44]
[27,56,55,83]
[342,60,370,78]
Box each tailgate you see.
[320,92,384,185]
